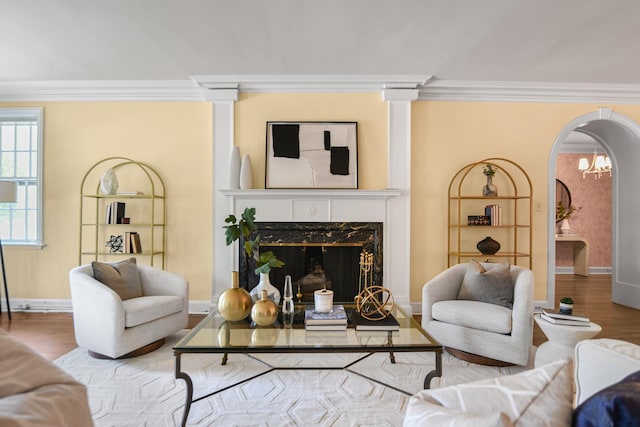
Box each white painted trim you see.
[555,267,612,275]
[3,298,210,314]
[2,76,640,102]
[221,189,401,200]
[192,74,432,93]
[0,80,206,101]
[420,80,640,104]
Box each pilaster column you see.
[382,87,419,313]
[206,88,239,308]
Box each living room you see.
[2,2,640,426]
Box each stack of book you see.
[541,308,590,326]
[349,310,400,331]
[123,231,142,254]
[485,204,503,226]
[304,305,348,331]
[105,202,126,224]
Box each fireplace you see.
[239,222,382,303]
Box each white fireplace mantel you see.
[209,78,419,314]
[222,188,400,223]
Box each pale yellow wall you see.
[410,101,640,302]
[0,102,213,301]
[233,93,388,190]
[4,96,640,307]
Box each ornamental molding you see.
[2,75,640,103]
[419,79,640,104]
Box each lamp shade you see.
[0,181,17,203]
[578,158,589,171]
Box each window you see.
[0,108,43,246]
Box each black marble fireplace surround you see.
[239,222,382,303]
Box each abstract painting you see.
[266,122,358,189]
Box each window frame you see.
[0,107,44,248]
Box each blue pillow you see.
[573,371,640,427]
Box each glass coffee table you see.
[173,303,442,427]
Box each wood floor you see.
[2,274,639,362]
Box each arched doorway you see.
[548,107,640,309]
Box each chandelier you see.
[578,148,612,179]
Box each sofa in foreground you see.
[405,338,640,426]
[0,330,93,427]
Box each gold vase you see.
[217,271,252,321]
[251,290,278,326]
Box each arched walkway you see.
[548,108,640,309]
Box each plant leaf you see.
[241,207,256,231]
[225,226,240,246]
[224,214,237,224]
[244,241,253,257]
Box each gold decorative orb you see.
[251,327,278,346]
[251,290,278,326]
[218,272,252,321]
[355,285,395,321]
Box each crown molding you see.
[0,80,206,101]
[2,76,640,103]
[419,80,640,104]
[191,74,432,93]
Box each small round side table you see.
[534,314,602,368]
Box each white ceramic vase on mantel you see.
[229,146,241,189]
[250,272,281,305]
[560,218,571,234]
[240,154,253,189]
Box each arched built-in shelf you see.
[79,157,165,268]
[448,158,532,268]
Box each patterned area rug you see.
[54,331,532,426]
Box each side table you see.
[534,314,602,367]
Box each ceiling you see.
[2,1,640,85]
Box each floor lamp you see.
[0,181,17,321]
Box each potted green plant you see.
[224,207,284,303]
[482,164,498,196]
[559,297,574,314]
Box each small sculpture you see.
[105,235,123,253]
[355,285,395,321]
[100,168,119,195]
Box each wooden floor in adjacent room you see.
[2,274,639,361]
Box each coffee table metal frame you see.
[174,304,442,427]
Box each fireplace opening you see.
[239,222,382,303]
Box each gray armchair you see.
[421,262,534,366]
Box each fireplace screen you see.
[238,222,382,303]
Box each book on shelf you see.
[304,305,348,325]
[124,231,131,253]
[540,314,591,326]
[542,308,590,323]
[349,310,400,331]
[484,204,503,226]
[130,232,142,254]
[105,201,126,224]
[304,324,348,331]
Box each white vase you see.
[250,272,281,305]
[240,155,253,189]
[560,218,571,234]
[229,146,241,189]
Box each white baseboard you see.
[1,298,212,314]
[555,266,612,275]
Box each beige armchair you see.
[421,262,534,366]
[70,260,188,359]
